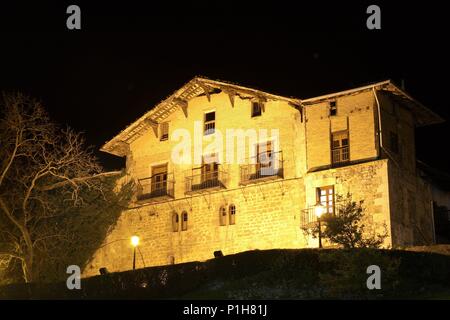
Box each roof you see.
[302,80,444,128]
[101,78,444,157]
[100,76,301,156]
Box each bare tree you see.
[0,92,122,283]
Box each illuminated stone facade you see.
[83,78,443,276]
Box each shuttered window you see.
[160,122,169,141]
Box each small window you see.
[169,256,175,265]
[390,132,399,154]
[219,206,227,226]
[329,101,337,116]
[160,122,169,141]
[251,102,262,117]
[229,204,236,225]
[181,211,188,231]
[172,212,179,232]
[204,111,215,135]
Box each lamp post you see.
[314,202,325,249]
[131,235,140,270]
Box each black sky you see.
[0,2,449,172]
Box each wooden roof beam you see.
[174,98,188,118]
[145,118,159,138]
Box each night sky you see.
[0,2,449,172]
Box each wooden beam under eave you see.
[174,98,188,118]
[115,141,130,156]
[289,102,303,122]
[228,93,235,108]
[196,82,213,102]
[145,119,159,138]
[222,88,236,107]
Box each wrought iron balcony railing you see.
[331,146,350,166]
[240,151,284,184]
[300,203,344,228]
[185,167,227,193]
[137,173,174,201]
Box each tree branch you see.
[39,171,122,191]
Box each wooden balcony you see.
[185,167,227,194]
[240,151,284,185]
[137,173,174,202]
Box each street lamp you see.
[314,202,325,249]
[131,235,140,270]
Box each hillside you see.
[1,248,450,299]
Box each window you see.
[251,101,262,117]
[331,131,349,165]
[181,211,188,231]
[169,256,175,265]
[151,164,168,196]
[172,212,179,232]
[204,111,215,135]
[317,186,334,215]
[390,132,399,154]
[329,100,337,116]
[160,122,169,141]
[219,206,227,226]
[229,204,236,225]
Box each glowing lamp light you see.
[131,235,140,247]
[314,202,325,249]
[314,202,325,218]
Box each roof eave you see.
[100,77,303,156]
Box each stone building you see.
[83,77,443,276]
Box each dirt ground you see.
[405,244,450,255]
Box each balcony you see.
[331,146,349,166]
[185,167,227,193]
[240,151,284,185]
[137,173,174,202]
[300,203,344,228]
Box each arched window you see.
[219,206,227,226]
[181,211,188,231]
[229,204,236,225]
[172,212,179,232]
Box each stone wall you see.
[304,90,379,171]
[388,162,434,246]
[84,159,397,276]
[304,159,392,247]
[83,178,307,277]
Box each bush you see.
[303,193,388,249]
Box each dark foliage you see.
[1,248,450,299]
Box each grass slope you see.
[1,248,450,299]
